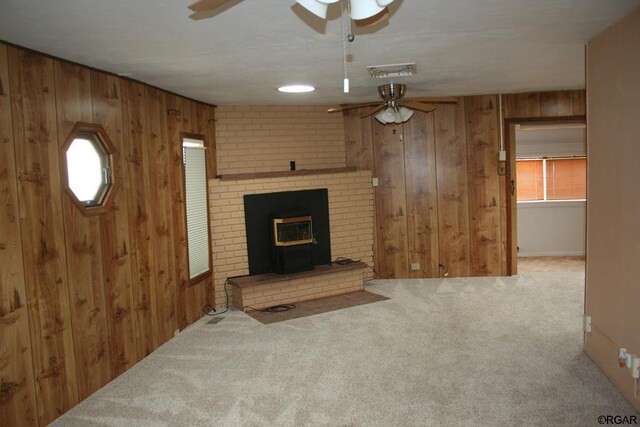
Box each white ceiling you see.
[0,0,638,105]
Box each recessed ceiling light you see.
[278,84,315,93]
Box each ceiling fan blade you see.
[360,106,383,118]
[408,96,458,104]
[405,101,438,113]
[327,103,378,113]
[188,0,238,12]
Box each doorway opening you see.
[505,116,587,275]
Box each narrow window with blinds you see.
[183,137,210,279]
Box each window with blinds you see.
[546,158,587,200]
[516,159,544,201]
[183,137,210,279]
[516,157,586,202]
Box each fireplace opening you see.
[273,214,312,246]
[244,189,331,276]
[270,211,314,274]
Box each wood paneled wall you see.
[0,43,216,426]
[345,90,585,279]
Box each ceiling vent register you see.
[367,63,417,79]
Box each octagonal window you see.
[62,123,117,214]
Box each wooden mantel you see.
[216,167,357,181]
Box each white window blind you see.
[183,138,210,279]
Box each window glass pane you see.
[66,134,109,205]
[546,158,586,200]
[183,141,210,279]
[516,159,544,201]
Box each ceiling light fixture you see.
[375,106,413,124]
[296,0,394,22]
[294,0,397,96]
[278,84,316,93]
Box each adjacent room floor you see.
[54,263,637,426]
[518,256,586,273]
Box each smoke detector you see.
[366,63,416,78]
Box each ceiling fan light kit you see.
[296,0,394,21]
[350,0,385,20]
[375,106,413,124]
[296,0,330,19]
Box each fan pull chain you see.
[341,1,350,93]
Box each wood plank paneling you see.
[3,42,219,425]
[571,90,586,116]
[434,101,471,277]
[0,44,38,427]
[91,71,137,376]
[403,111,439,278]
[503,92,541,118]
[344,109,373,170]
[465,95,502,276]
[206,105,218,179]
[145,86,176,345]
[504,90,586,119]
[346,90,585,279]
[8,46,79,426]
[540,91,574,116]
[166,95,190,330]
[372,122,408,278]
[53,60,112,400]
[121,80,158,359]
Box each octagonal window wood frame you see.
[61,122,118,216]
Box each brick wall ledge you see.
[216,167,358,181]
[229,261,366,289]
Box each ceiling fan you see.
[188,0,395,25]
[328,83,457,124]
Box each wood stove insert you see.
[270,212,314,274]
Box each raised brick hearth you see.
[208,169,374,309]
[229,262,367,310]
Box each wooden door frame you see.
[504,115,587,275]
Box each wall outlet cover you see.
[583,315,592,333]
[410,263,420,270]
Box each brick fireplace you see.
[208,169,374,309]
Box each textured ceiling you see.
[0,0,638,105]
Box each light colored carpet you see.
[53,273,638,426]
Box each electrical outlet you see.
[372,177,379,187]
[174,329,180,337]
[497,161,507,176]
[628,355,640,379]
[410,263,420,271]
[583,315,592,333]
[618,348,640,378]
